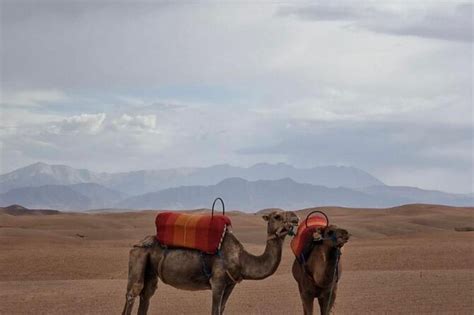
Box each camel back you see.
[290,216,327,259]
[155,212,232,254]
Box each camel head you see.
[262,210,299,239]
[312,225,350,248]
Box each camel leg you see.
[219,283,236,314]
[122,248,148,315]
[137,271,158,315]
[318,287,337,315]
[298,283,314,315]
[210,278,226,315]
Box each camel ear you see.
[262,214,270,221]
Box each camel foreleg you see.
[219,283,236,314]
[210,277,227,315]
[318,286,337,315]
[297,282,315,315]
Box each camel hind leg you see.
[122,247,149,315]
[137,264,158,315]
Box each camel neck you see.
[310,245,340,287]
[240,236,284,280]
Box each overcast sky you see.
[0,0,472,193]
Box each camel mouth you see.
[336,233,350,246]
[288,213,300,226]
[282,218,299,236]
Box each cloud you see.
[278,1,473,42]
[1,89,68,107]
[111,114,157,132]
[51,113,107,135]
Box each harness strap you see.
[326,248,341,315]
[158,247,169,285]
[267,226,289,240]
[225,269,242,283]
[200,252,212,279]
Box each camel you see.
[122,210,299,315]
[292,225,350,315]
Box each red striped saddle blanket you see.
[155,212,232,254]
[290,215,327,259]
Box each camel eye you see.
[274,214,282,220]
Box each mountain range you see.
[0,162,383,194]
[0,162,472,210]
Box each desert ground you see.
[0,204,473,314]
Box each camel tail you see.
[134,235,158,248]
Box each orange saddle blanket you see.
[155,212,232,254]
[290,215,328,259]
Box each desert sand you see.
[0,204,473,314]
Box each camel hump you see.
[290,216,327,259]
[155,212,232,254]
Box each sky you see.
[0,0,472,193]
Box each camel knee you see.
[127,282,145,299]
[122,283,144,315]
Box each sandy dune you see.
[0,204,473,314]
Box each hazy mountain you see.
[1,177,471,211]
[0,183,126,210]
[108,163,384,194]
[359,185,474,206]
[0,185,92,210]
[68,183,127,208]
[0,162,384,195]
[117,178,473,211]
[0,162,103,193]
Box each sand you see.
[0,204,473,314]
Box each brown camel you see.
[122,210,299,315]
[292,225,350,315]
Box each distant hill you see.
[0,183,125,210]
[0,162,384,195]
[359,185,474,207]
[117,178,473,210]
[0,204,60,215]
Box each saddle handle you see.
[305,210,329,228]
[211,197,225,217]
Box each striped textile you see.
[290,215,328,259]
[155,212,232,254]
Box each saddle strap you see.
[157,248,169,285]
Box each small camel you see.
[122,210,299,315]
[292,225,350,315]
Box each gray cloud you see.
[239,120,472,169]
[279,2,473,42]
[0,2,472,193]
